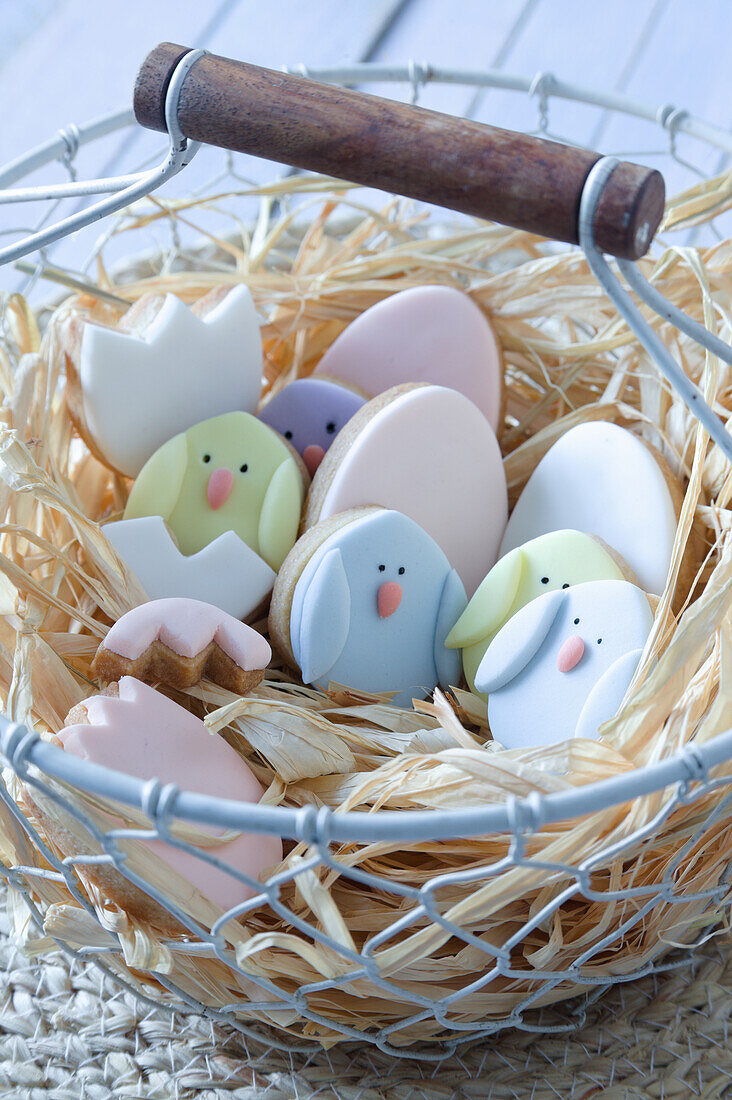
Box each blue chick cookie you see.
[282,508,467,707]
[258,377,366,477]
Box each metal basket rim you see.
[3,717,730,844]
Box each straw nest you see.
[0,169,731,1048]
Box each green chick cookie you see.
[445,529,630,703]
[124,411,305,571]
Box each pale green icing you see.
[446,530,625,702]
[124,411,303,569]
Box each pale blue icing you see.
[475,579,653,748]
[290,509,467,707]
[258,378,366,456]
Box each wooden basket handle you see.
[133,43,665,260]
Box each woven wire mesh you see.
[0,62,732,1057]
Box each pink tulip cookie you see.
[54,676,282,927]
[475,579,654,748]
[315,286,504,433]
[501,422,681,595]
[93,598,271,693]
[303,384,507,596]
[66,286,263,477]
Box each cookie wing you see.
[575,648,642,739]
[124,433,188,522]
[293,548,351,684]
[475,588,565,695]
[434,568,467,688]
[258,458,304,571]
[446,548,524,649]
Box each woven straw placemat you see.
[1,888,730,1099]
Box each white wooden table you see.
[0,0,730,285]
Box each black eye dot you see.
[378,564,386,573]
[540,576,549,584]
[203,454,211,463]
[574,618,580,626]
[326,421,337,434]
[597,638,602,645]
[284,430,293,440]
[398,566,405,575]
[240,463,248,473]
[562,583,570,589]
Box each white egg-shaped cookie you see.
[304,384,507,596]
[475,579,654,749]
[501,422,679,594]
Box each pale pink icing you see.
[206,468,234,510]
[377,581,403,618]
[59,677,282,910]
[103,598,271,670]
[557,635,585,673]
[316,385,507,596]
[315,286,503,432]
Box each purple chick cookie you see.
[258,378,366,476]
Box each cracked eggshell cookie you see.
[258,377,367,476]
[92,598,271,693]
[303,384,507,597]
[501,421,682,595]
[124,410,307,569]
[446,530,635,703]
[103,517,276,621]
[269,507,467,707]
[43,677,282,930]
[475,579,654,749]
[315,286,504,434]
[65,285,263,477]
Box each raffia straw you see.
[0,169,730,1045]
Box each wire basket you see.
[1,49,732,1058]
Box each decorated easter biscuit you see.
[103,517,276,621]
[315,286,504,434]
[270,507,466,707]
[93,598,271,693]
[304,384,507,597]
[475,579,654,749]
[66,286,263,477]
[47,677,282,930]
[501,421,682,595]
[258,377,367,476]
[124,411,306,570]
[446,530,635,702]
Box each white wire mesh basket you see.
[1,48,732,1057]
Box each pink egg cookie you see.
[315,286,504,434]
[304,384,508,596]
[56,677,282,926]
[92,598,272,693]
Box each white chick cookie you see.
[475,579,654,748]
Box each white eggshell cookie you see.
[77,286,262,476]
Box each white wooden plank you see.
[363,0,531,116]
[591,0,732,200]
[468,0,663,148]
